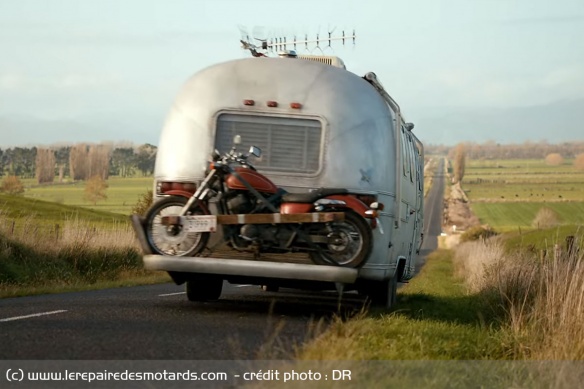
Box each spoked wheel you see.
[309,210,373,268]
[145,196,210,256]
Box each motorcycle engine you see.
[240,224,279,243]
[226,192,255,214]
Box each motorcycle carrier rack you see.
[161,211,345,226]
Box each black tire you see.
[145,196,210,256]
[309,210,373,268]
[186,277,223,302]
[359,276,398,309]
[261,284,279,292]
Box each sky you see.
[1,0,583,147]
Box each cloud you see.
[498,15,584,26]
[53,74,118,89]
[0,72,122,92]
[541,66,583,88]
[0,74,25,90]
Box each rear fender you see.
[326,195,370,218]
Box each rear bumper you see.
[143,255,358,283]
[131,214,358,284]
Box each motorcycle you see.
[144,136,379,268]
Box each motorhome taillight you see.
[243,99,255,106]
[157,181,197,195]
[290,102,302,109]
[159,182,172,193]
[267,101,278,107]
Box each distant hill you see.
[2,98,583,147]
[417,98,584,145]
[0,112,161,148]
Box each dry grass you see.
[453,238,505,293]
[454,236,584,359]
[0,212,162,295]
[0,215,138,252]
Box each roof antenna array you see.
[239,26,356,57]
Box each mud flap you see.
[130,214,153,255]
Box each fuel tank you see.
[225,167,278,194]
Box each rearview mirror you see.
[249,146,261,158]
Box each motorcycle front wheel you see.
[145,196,210,256]
[308,210,373,268]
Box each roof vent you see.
[296,55,346,69]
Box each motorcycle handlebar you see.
[212,150,256,170]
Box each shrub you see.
[84,175,108,205]
[0,176,25,195]
[544,153,563,166]
[574,154,584,171]
[460,225,498,243]
[531,207,560,229]
[131,189,153,215]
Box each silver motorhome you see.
[135,54,423,308]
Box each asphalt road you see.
[0,161,445,360]
[420,158,446,255]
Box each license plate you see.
[183,215,217,232]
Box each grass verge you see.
[297,250,506,360]
[0,231,169,298]
[0,195,169,298]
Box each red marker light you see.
[267,101,278,107]
[243,99,255,106]
[290,102,302,109]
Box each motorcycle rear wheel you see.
[145,196,210,256]
[308,210,373,268]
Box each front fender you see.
[162,190,195,199]
[158,193,210,214]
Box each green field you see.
[462,159,584,230]
[21,176,153,215]
[471,202,584,231]
[464,159,584,202]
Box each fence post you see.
[55,223,60,241]
[566,235,577,259]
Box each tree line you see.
[0,143,157,184]
[427,140,584,160]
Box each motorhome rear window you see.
[215,114,322,174]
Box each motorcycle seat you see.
[281,188,348,203]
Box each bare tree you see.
[453,143,466,183]
[69,144,88,180]
[88,144,112,180]
[35,148,56,184]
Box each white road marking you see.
[0,310,68,322]
[235,285,253,288]
[158,292,186,297]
